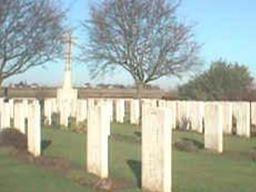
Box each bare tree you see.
[0,0,66,86]
[82,0,200,123]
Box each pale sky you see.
[4,0,256,90]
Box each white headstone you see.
[44,99,53,125]
[142,106,172,192]
[115,99,125,123]
[188,101,204,133]
[59,100,71,127]
[166,101,177,130]
[107,99,113,122]
[176,101,190,130]
[27,101,41,157]
[76,99,87,123]
[9,99,14,118]
[14,101,26,134]
[232,102,250,137]
[87,98,95,109]
[22,99,29,119]
[87,101,110,178]
[222,102,233,134]
[71,100,77,118]
[204,102,223,153]
[0,102,11,129]
[251,102,256,128]
[157,100,166,108]
[130,99,140,125]
[142,99,157,107]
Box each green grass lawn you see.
[0,122,256,192]
[0,147,91,192]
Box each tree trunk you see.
[0,76,3,87]
[0,77,3,97]
[136,81,144,128]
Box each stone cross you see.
[63,32,75,90]
[56,32,78,128]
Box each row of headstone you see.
[44,98,254,137]
[0,98,41,157]
[44,98,140,127]
[1,97,252,192]
[160,100,251,138]
[203,102,250,153]
[86,100,253,192]
[86,101,173,192]
[143,100,253,155]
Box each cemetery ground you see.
[0,122,256,192]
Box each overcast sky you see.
[5,0,256,90]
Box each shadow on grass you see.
[127,160,141,188]
[174,137,204,152]
[181,137,204,149]
[41,140,52,151]
[251,124,256,137]
[134,131,141,138]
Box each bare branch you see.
[81,0,200,86]
[0,0,66,85]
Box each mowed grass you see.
[0,147,91,192]
[1,122,256,192]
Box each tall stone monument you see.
[57,32,78,127]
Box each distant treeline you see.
[177,60,256,101]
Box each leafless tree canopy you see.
[83,0,200,86]
[0,0,65,85]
